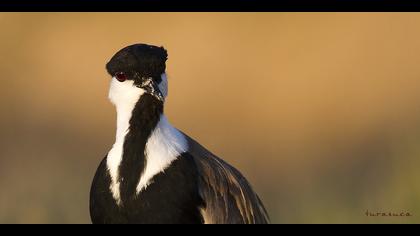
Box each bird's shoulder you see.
[180,131,270,224]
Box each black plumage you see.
[90,43,269,224]
[106,44,167,85]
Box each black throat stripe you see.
[118,93,164,204]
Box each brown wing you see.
[182,133,270,224]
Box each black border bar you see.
[1,0,420,12]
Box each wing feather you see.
[183,133,270,224]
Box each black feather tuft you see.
[106,43,168,83]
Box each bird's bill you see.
[138,77,165,102]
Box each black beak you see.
[138,77,165,102]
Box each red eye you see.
[115,72,127,82]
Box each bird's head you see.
[106,44,169,105]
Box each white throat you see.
[106,74,188,205]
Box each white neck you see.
[106,74,188,205]
[107,78,144,204]
[137,115,188,192]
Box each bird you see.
[89,43,269,224]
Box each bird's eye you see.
[115,72,127,82]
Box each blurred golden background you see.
[1,13,420,224]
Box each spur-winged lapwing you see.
[90,43,269,224]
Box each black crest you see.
[106,43,168,82]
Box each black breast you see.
[89,152,204,224]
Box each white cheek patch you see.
[108,78,145,107]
